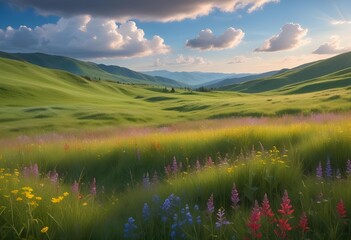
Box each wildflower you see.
[274,218,292,239]
[41,226,49,233]
[48,170,59,185]
[278,190,294,216]
[337,199,347,218]
[142,172,150,188]
[51,197,61,204]
[63,192,69,197]
[123,217,138,239]
[316,161,323,178]
[82,202,88,206]
[215,207,231,228]
[261,193,274,219]
[11,190,19,194]
[247,200,262,239]
[195,159,201,171]
[172,156,178,174]
[35,196,42,201]
[164,165,171,177]
[206,156,214,167]
[25,192,34,199]
[16,197,23,201]
[326,157,332,178]
[90,178,96,196]
[207,194,214,214]
[230,183,240,210]
[346,159,351,176]
[184,204,193,225]
[142,203,150,221]
[71,180,79,195]
[298,212,309,233]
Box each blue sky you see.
[0,0,350,73]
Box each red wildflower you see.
[261,193,274,219]
[274,218,292,239]
[247,200,262,239]
[278,190,294,216]
[337,199,347,218]
[298,212,309,232]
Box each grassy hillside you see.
[1,57,351,136]
[0,51,184,87]
[223,51,351,93]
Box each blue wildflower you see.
[185,204,193,225]
[142,203,150,221]
[123,217,138,239]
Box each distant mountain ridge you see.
[0,51,185,88]
[222,51,351,93]
[142,70,251,85]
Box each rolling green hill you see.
[0,51,184,87]
[1,56,351,136]
[222,51,351,93]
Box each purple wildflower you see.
[207,194,215,214]
[346,159,351,176]
[231,183,240,210]
[48,170,59,184]
[326,157,332,178]
[22,163,39,178]
[215,207,231,228]
[71,180,79,195]
[32,163,39,177]
[90,177,97,196]
[142,172,150,188]
[316,161,323,178]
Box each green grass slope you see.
[0,51,184,87]
[1,57,351,136]
[223,51,351,93]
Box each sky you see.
[0,0,351,73]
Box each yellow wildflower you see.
[41,226,49,233]
[22,187,33,192]
[58,196,64,201]
[16,197,23,201]
[30,201,39,207]
[63,192,69,197]
[51,197,61,204]
[25,192,35,199]
[11,190,19,194]
[82,202,88,206]
[35,196,42,201]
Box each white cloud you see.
[153,55,209,67]
[227,55,261,64]
[255,23,308,52]
[186,28,244,50]
[11,0,279,22]
[331,20,351,25]
[0,16,170,58]
[313,36,350,55]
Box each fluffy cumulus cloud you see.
[0,16,170,58]
[313,36,350,55]
[10,0,279,22]
[186,28,244,50]
[255,23,308,52]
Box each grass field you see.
[1,55,351,239]
[1,57,351,137]
[1,114,351,239]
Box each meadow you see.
[1,114,351,239]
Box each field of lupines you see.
[1,114,351,239]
